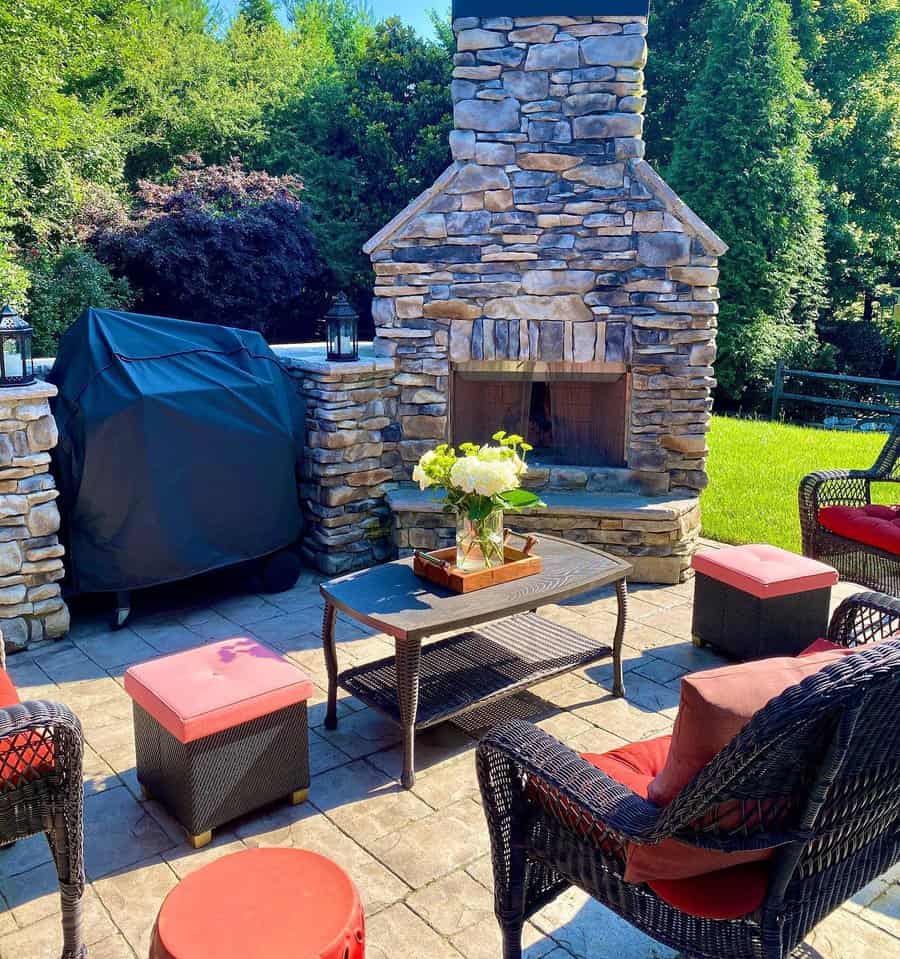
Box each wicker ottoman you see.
[149,847,365,959]
[691,544,839,660]
[124,637,313,848]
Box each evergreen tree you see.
[240,0,278,27]
[667,0,827,406]
[805,0,900,321]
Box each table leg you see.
[613,578,628,698]
[322,601,339,730]
[394,638,422,789]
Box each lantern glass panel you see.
[3,335,24,380]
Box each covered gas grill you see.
[49,308,306,625]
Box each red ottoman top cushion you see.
[819,504,900,556]
[692,543,838,598]
[581,738,769,919]
[150,848,364,959]
[124,638,314,744]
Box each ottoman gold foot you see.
[291,788,309,805]
[692,634,706,648]
[189,831,213,849]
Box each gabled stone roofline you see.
[363,163,462,255]
[629,159,728,256]
[363,157,728,258]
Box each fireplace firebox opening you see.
[452,368,629,468]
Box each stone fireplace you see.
[297,2,728,583]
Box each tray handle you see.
[503,529,539,556]
[414,549,452,571]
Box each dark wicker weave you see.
[133,699,310,846]
[0,635,86,959]
[477,591,900,959]
[800,419,900,593]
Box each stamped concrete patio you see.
[1,557,897,959]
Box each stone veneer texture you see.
[0,381,69,651]
[276,349,399,575]
[364,12,727,498]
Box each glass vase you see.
[455,509,505,572]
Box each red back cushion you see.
[0,668,56,790]
[647,649,852,808]
[0,669,20,709]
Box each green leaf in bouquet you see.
[498,489,546,511]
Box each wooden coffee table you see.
[320,533,631,787]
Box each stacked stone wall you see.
[282,355,401,575]
[0,381,69,651]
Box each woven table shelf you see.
[339,612,611,730]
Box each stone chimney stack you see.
[450,12,648,179]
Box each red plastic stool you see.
[149,848,365,959]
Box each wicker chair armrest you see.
[826,590,900,647]
[477,719,662,844]
[0,699,83,739]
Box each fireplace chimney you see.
[450,3,649,178]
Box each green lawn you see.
[700,416,891,553]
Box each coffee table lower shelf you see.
[338,612,613,731]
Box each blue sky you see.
[217,1,442,39]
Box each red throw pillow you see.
[648,650,851,808]
[798,638,854,656]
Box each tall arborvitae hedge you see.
[667,0,827,407]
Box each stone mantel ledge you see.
[386,485,699,521]
[0,379,58,402]
[272,342,396,377]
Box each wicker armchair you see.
[477,591,900,959]
[799,419,900,592]
[0,634,86,959]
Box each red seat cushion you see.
[581,739,768,919]
[124,638,314,744]
[150,848,364,959]
[819,504,900,555]
[692,544,838,598]
[0,667,55,790]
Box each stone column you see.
[0,380,69,651]
[275,346,401,575]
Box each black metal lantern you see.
[325,293,359,362]
[0,305,35,387]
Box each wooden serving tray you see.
[413,530,541,593]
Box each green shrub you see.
[26,246,132,356]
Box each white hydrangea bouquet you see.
[413,431,546,571]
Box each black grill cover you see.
[48,309,305,594]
